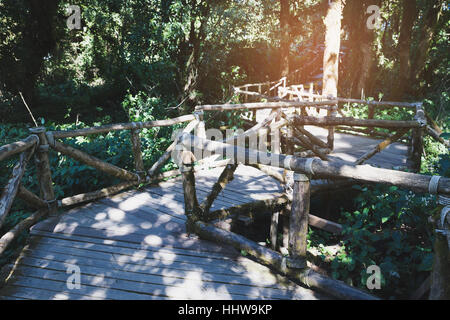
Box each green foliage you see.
[310,184,437,299]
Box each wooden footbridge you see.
[0,81,449,300]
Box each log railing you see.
[176,133,449,299]
[0,94,448,298]
[0,114,208,256]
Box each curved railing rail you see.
[0,92,448,298]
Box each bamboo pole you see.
[180,134,450,195]
[355,129,411,165]
[0,135,39,162]
[52,140,138,181]
[0,148,35,229]
[51,115,196,139]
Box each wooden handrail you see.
[180,134,450,195]
[196,100,337,112]
[0,135,39,162]
[51,114,195,139]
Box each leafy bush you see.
[309,184,437,299]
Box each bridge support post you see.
[287,173,309,269]
[29,127,57,214]
[130,125,145,180]
[179,149,202,232]
[411,103,426,173]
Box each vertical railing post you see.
[327,103,338,151]
[411,103,426,173]
[178,141,202,232]
[194,111,206,140]
[29,127,57,214]
[287,172,309,269]
[130,123,145,181]
[429,199,450,300]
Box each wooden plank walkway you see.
[0,166,328,300]
[0,130,412,300]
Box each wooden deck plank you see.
[7,265,280,300]
[14,256,308,300]
[30,229,237,260]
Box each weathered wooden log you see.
[52,140,138,181]
[429,206,450,300]
[0,135,39,163]
[270,211,280,250]
[294,148,332,158]
[410,105,427,173]
[51,115,196,139]
[223,111,278,145]
[287,173,309,269]
[291,115,420,129]
[130,128,145,179]
[59,181,139,207]
[425,113,443,136]
[284,201,343,234]
[196,100,338,112]
[355,129,410,165]
[208,195,287,222]
[147,120,199,178]
[199,164,238,214]
[249,163,285,185]
[192,220,378,300]
[179,150,202,229]
[426,126,449,148]
[335,126,392,138]
[336,98,419,109]
[295,126,329,149]
[289,132,329,161]
[0,209,48,256]
[181,134,450,195]
[29,127,56,212]
[0,148,35,229]
[17,186,47,209]
[194,111,207,139]
[410,275,431,300]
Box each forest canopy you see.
[0,0,448,126]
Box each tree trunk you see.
[280,0,290,78]
[322,0,343,99]
[391,0,418,100]
[410,0,443,87]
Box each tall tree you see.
[343,0,381,98]
[279,0,291,78]
[410,0,444,87]
[391,0,418,99]
[322,0,343,99]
